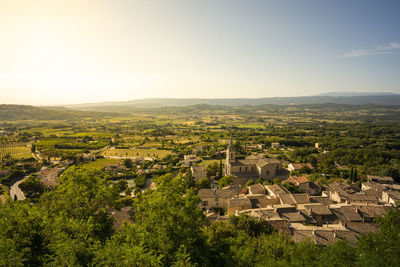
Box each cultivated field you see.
[0,145,33,160]
[82,158,122,169]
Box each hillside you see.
[0,105,116,121]
[66,94,400,111]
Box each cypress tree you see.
[350,167,354,182]
[218,159,223,179]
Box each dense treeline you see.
[0,166,399,266]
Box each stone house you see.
[225,138,281,183]
[382,190,400,206]
[304,204,333,226]
[228,197,252,215]
[367,175,394,185]
[198,188,238,211]
[191,165,207,182]
[284,176,321,195]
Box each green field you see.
[199,159,223,167]
[82,158,122,169]
[102,148,172,159]
[0,145,33,160]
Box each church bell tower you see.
[225,136,235,175]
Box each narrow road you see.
[9,176,28,201]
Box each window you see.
[202,201,208,206]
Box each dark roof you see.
[222,184,243,194]
[266,184,290,196]
[279,193,296,205]
[354,205,388,219]
[330,206,363,222]
[248,183,266,195]
[346,222,379,235]
[229,198,252,207]
[292,193,310,204]
[267,220,291,234]
[279,211,306,222]
[329,182,360,194]
[247,195,270,208]
[292,229,358,246]
[215,189,237,198]
[305,205,332,216]
[198,189,237,199]
[362,182,386,192]
[309,196,332,205]
[367,175,394,184]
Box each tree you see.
[123,158,133,169]
[197,177,211,189]
[218,175,233,188]
[131,173,209,265]
[357,205,400,266]
[317,240,356,266]
[353,168,358,182]
[218,159,223,179]
[38,166,120,265]
[0,201,46,266]
[349,167,354,182]
[18,176,44,199]
[115,179,128,192]
[244,179,255,187]
[206,162,218,178]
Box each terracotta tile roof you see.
[286,176,310,185]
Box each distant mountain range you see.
[317,92,397,97]
[64,92,400,112]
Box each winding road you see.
[9,176,28,201]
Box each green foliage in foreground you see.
[0,166,399,266]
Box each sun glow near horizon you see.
[1,0,400,105]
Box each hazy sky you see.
[1,0,400,105]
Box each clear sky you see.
[1,0,400,105]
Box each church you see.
[225,137,281,183]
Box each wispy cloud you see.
[341,42,400,58]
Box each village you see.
[193,138,398,245]
[1,104,400,266]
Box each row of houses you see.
[198,175,397,246]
